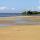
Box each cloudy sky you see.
[0,0,39,13]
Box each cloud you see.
[11,8,18,10]
[32,6,40,11]
[37,6,40,9]
[0,6,9,10]
[30,6,40,11]
[36,6,40,11]
[11,8,15,10]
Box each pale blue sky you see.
[0,0,39,13]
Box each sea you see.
[0,13,40,17]
[0,13,22,17]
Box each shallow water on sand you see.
[16,17,40,25]
[0,24,15,26]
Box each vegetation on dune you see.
[22,10,40,16]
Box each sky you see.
[0,0,39,13]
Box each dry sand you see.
[0,25,40,40]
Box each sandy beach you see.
[0,25,40,40]
[0,16,40,40]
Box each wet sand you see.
[0,17,16,26]
[16,16,40,25]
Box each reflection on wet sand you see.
[0,17,16,26]
[16,16,40,25]
[0,16,40,26]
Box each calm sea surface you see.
[0,13,22,17]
